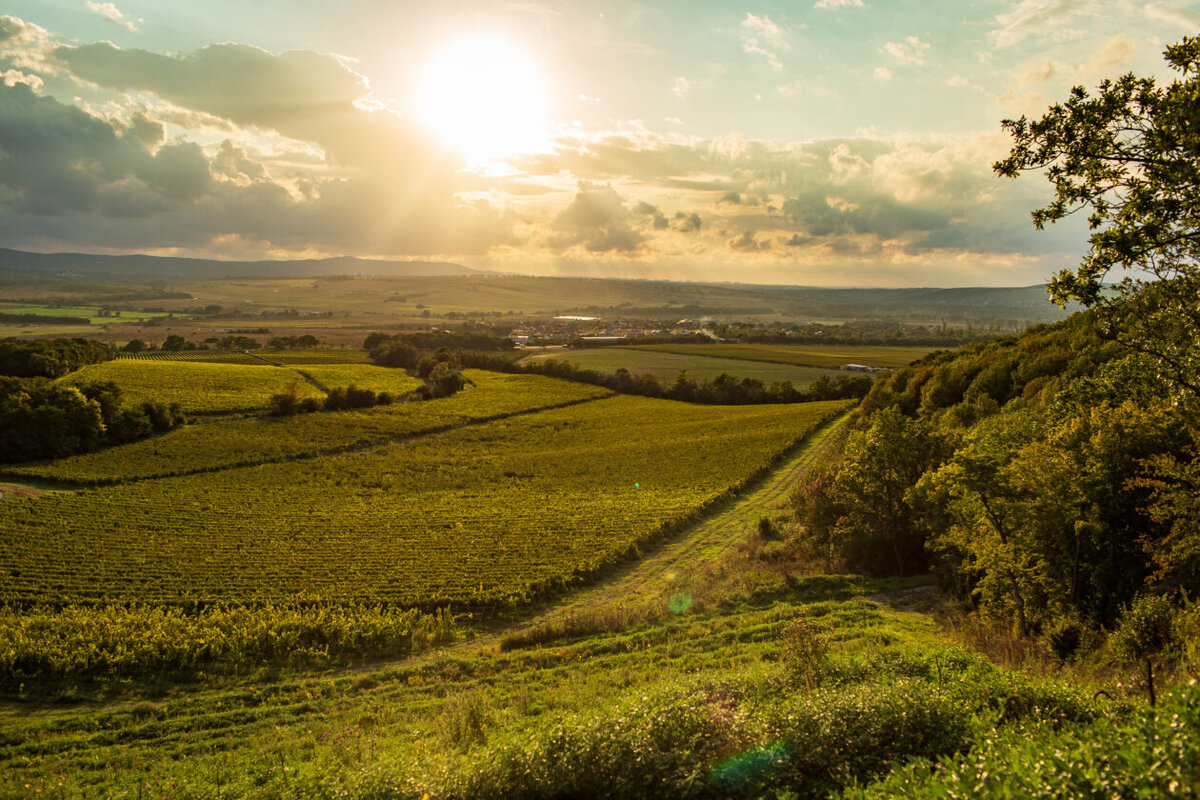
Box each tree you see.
[994,37,1200,399]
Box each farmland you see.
[521,346,850,386]
[634,343,943,369]
[4,371,612,483]
[0,393,849,606]
[60,360,326,414]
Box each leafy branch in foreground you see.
[995,36,1200,399]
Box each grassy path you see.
[482,407,853,643]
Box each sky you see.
[0,1,1198,287]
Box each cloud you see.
[1145,2,1200,28]
[0,77,516,257]
[946,74,968,87]
[551,181,645,252]
[672,76,689,97]
[728,230,771,252]
[51,41,450,174]
[85,2,139,32]
[873,66,893,82]
[990,0,1093,49]
[881,36,930,66]
[672,211,702,232]
[741,12,786,71]
[814,0,864,7]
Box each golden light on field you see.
[414,32,550,168]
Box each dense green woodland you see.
[795,311,1199,643]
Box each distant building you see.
[842,364,890,373]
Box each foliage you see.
[0,377,181,463]
[0,604,454,692]
[851,682,1200,799]
[0,336,112,378]
[995,36,1200,399]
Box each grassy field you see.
[0,572,1144,799]
[294,364,424,394]
[0,303,176,324]
[522,347,851,386]
[637,342,944,369]
[60,359,326,414]
[5,372,611,483]
[0,396,849,606]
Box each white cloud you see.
[873,66,893,82]
[881,36,930,65]
[672,76,689,98]
[742,13,785,47]
[85,1,139,32]
[1145,2,1200,28]
[989,0,1092,49]
[741,12,786,71]
[946,74,968,87]
[814,0,864,7]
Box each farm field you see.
[60,359,326,414]
[5,372,612,483]
[294,364,424,394]
[0,303,176,324]
[637,342,944,369]
[521,346,850,386]
[0,396,850,606]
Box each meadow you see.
[60,360,326,414]
[521,346,850,386]
[636,343,941,369]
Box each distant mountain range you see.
[0,248,478,280]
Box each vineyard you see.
[0,397,849,607]
[5,371,611,483]
[636,343,940,369]
[294,364,424,394]
[61,359,325,413]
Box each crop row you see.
[116,350,268,365]
[0,398,848,607]
[0,603,455,689]
[8,372,611,483]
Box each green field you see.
[61,359,327,413]
[0,396,849,606]
[522,346,851,386]
[0,303,176,324]
[295,364,424,394]
[637,343,944,369]
[7,371,610,483]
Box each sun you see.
[415,32,550,168]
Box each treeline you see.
[0,313,89,325]
[0,337,112,378]
[0,378,183,463]
[364,331,513,354]
[454,350,873,405]
[791,310,1199,652]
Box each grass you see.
[637,343,943,369]
[0,576,1130,799]
[59,359,325,414]
[522,346,849,386]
